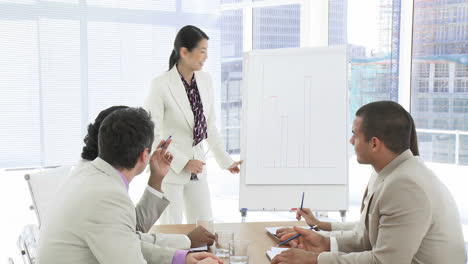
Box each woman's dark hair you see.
[169,25,209,70]
[81,105,129,161]
[407,111,419,156]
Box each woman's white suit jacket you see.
[145,66,233,185]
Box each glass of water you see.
[215,230,234,257]
[229,240,249,264]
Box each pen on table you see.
[277,225,318,246]
[160,136,172,148]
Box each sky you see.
[347,0,380,55]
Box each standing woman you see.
[145,25,242,224]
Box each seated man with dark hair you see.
[37,107,221,264]
[79,105,215,249]
[272,101,466,264]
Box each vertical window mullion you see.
[243,6,253,52]
[36,18,45,167]
[398,0,414,110]
[80,0,88,141]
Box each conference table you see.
[150,221,304,264]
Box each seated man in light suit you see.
[272,101,467,264]
[37,107,221,264]
[276,114,421,240]
[78,105,215,249]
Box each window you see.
[432,98,449,113]
[0,1,221,168]
[0,20,41,168]
[434,80,449,92]
[454,79,468,93]
[460,135,468,164]
[453,118,468,131]
[455,63,468,78]
[435,63,449,78]
[347,0,400,119]
[414,63,430,78]
[433,119,449,129]
[411,0,468,166]
[415,118,429,129]
[252,4,300,50]
[416,79,429,92]
[220,8,243,154]
[87,0,175,11]
[418,98,429,112]
[453,98,468,113]
[329,0,347,45]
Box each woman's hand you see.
[226,160,243,174]
[184,160,206,174]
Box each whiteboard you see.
[239,46,349,211]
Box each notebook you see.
[266,247,289,260]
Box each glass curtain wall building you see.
[411,0,468,165]
[330,0,401,127]
[220,0,402,154]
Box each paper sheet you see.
[266,247,289,260]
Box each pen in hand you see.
[300,192,305,211]
[277,225,318,246]
[160,136,172,148]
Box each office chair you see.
[24,166,72,227]
[17,166,72,264]
[17,224,38,264]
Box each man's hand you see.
[271,248,319,264]
[184,160,206,174]
[296,208,319,226]
[279,226,330,253]
[185,252,223,264]
[276,227,295,238]
[148,139,173,192]
[226,160,243,174]
[187,226,216,248]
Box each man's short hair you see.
[98,107,154,169]
[356,101,412,155]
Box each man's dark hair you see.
[356,101,413,155]
[98,107,154,169]
[81,106,129,161]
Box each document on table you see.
[266,247,289,260]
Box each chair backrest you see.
[25,166,72,227]
[17,224,39,264]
